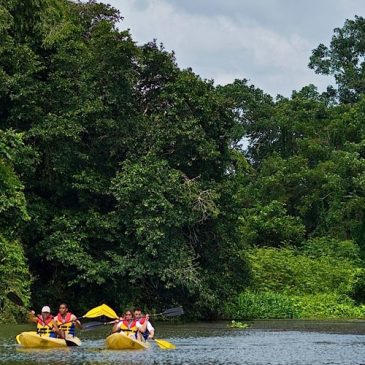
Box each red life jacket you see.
[56,312,72,324]
[37,314,54,326]
[119,319,137,332]
[55,312,76,336]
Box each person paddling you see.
[29,306,63,338]
[111,310,137,338]
[54,303,82,338]
[134,308,155,342]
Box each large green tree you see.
[0,0,248,317]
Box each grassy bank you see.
[225,242,365,320]
[226,291,365,320]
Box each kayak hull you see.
[16,331,81,348]
[106,333,150,350]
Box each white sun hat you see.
[41,306,51,313]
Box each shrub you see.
[293,293,365,319]
[226,291,365,320]
[248,246,357,295]
[228,291,298,319]
[347,268,365,304]
[0,235,31,323]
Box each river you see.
[1,320,365,364]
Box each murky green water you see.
[1,320,365,364]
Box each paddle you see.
[155,307,184,317]
[6,292,24,307]
[100,304,118,319]
[79,304,117,320]
[153,338,176,350]
[82,320,116,331]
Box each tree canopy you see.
[1,1,365,320]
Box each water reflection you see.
[1,321,365,365]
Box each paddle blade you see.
[154,338,176,350]
[65,339,79,347]
[100,304,118,319]
[162,307,184,317]
[6,292,24,307]
[82,304,117,319]
[82,305,106,318]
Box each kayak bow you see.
[106,332,150,350]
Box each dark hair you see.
[134,307,142,312]
[59,303,69,309]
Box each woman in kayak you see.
[29,306,63,338]
[54,303,82,338]
[111,310,137,338]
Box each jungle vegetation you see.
[1,1,365,321]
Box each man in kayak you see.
[111,309,137,338]
[134,308,155,341]
[29,306,63,338]
[54,303,82,338]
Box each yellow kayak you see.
[106,333,150,350]
[16,331,81,348]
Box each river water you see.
[1,320,365,365]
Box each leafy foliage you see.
[0,0,248,318]
[0,130,31,322]
[0,235,31,323]
[248,244,359,295]
[228,291,365,320]
[309,16,365,103]
[2,0,365,322]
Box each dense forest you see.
[2,0,365,322]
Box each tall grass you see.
[226,291,365,320]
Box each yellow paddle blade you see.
[100,304,118,319]
[154,338,176,350]
[82,304,118,319]
[82,305,106,318]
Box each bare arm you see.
[111,321,120,333]
[147,321,154,339]
[71,314,82,329]
[148,329,154,339]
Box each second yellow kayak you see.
[16,331,81,348]
[106,333,150,350]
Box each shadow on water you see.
[1,320,365,365]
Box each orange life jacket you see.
[55,312,76,336]
[119,319,137,333]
